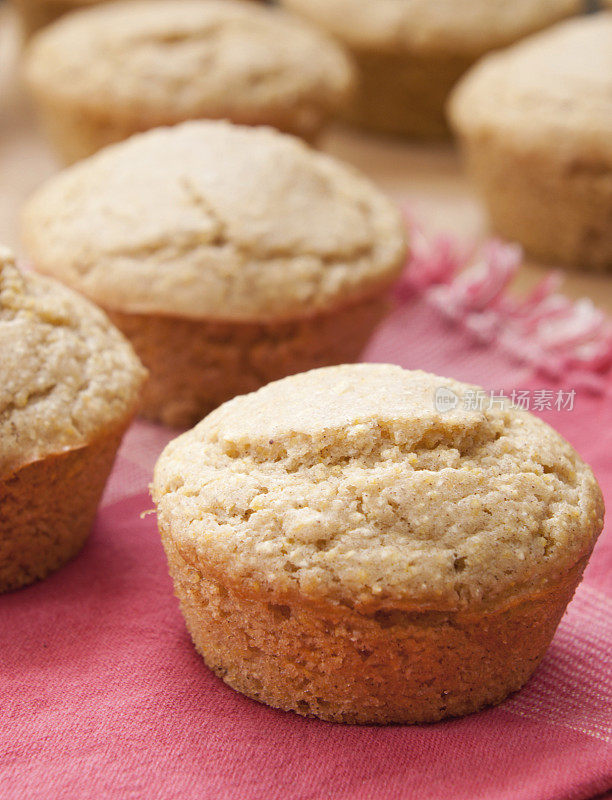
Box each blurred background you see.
[2,0,611,311]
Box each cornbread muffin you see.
[0,247,145,592]
[9,0,101,37]
[10,0,261,37]
[22,121,406,428]
[152,364,604,724]
[23,0,354,163]
[280,0,580,138]
[449,14,612,271]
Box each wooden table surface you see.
[2,5,611,314]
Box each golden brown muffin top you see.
[449,14,612,161]
[22,121,406,321]
[153,364,604,612]
[280,0,580,56]
[0,247,146,477]
[24,0,353,120]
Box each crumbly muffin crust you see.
[0,247,145,478]
[279,0,581,56]
[23,0,353,129]
[153,364,604,612]
[22,121,406,321]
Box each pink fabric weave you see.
[1,260,611,800]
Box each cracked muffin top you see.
[24,0,353,122]
[22,121,406,321]
[279,0,580,57]
[153,364,604,612]
[0,248,146,478]
[449,13,612,160]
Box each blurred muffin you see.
[280,0,581,138]
[23,0,354,163]
[449,14,612,271]
[10,0,262,37]
[10,0,101,37]
[0,247,145,592]
[152,364,604,723]
[21,121,406,428]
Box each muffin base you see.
[106,293,391,429]
[460,136,612,271]
[163,532,589,724]
[29,94,331,164]
[342,49,472,139]
[0,423,128,593]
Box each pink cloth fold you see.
[1,257,611,800]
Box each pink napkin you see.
[1,237,611,800]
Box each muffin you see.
[22,0,354,163]
[280,0,581,138]
[10,0,261,37]
[10,0,101,37]
[152,364,604,724]
[0,247,146,593]
[449,14,612,271]
[21,121,407,428]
